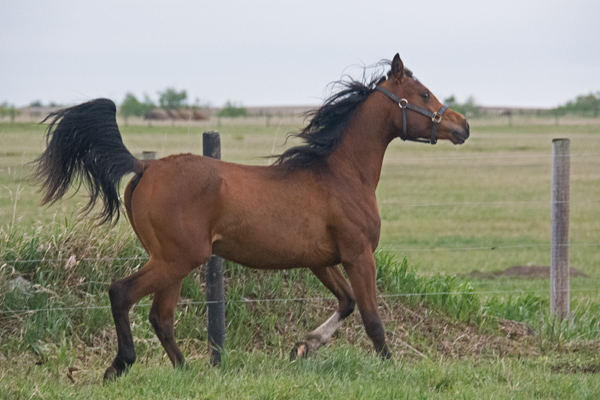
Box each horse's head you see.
[376,54,470,145]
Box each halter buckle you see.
[431,111,443,124]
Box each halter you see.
[375,86,448,144]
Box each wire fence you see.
[1,201,600,216]
[2,287,599,316]
[1,135,599,323]
[2,242,600,266]
[1,150,598,259]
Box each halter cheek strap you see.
[374,86,448,145]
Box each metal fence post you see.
[551,138,570,320]
[203,131,225,365]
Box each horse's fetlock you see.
[121,350,137,367]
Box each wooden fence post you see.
[203,131,225,365]
[551,138,570,320]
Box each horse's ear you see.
[391,53,405,81]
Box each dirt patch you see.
[466,265,588,280]
[498,318,535,339]
[333,300,539,362]
[552,362,600,374]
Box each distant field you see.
[1,118,600,398]
[1,119,599,277]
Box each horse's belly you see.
[211,220,339,269]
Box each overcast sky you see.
[1,0,599,108]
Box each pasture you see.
[1,117,600,398]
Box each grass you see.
[3,349,600,399]
[1,116,600,397]
[1,220,600,397]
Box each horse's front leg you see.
[291,265,355,359]
[341,252,392,359]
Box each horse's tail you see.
[32,98,144,225]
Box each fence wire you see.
[1,142,599,320]
[1,287,599,316]
[2,242,599,265]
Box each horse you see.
[33,54,469,382]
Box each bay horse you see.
[33,54,469,382]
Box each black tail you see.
[32,98,142,225]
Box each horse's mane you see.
[272,62,413,170]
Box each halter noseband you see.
[375,86,448,144]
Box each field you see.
[1,116,600,398]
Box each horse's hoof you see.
[176,362,190,371]
[103,366,119,383]
[290,342,310,361]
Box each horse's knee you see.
[108,280,132,311]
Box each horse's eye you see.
[421,92,430,100]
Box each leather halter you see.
[375,86,448,144]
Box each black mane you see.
[273,62,409,170]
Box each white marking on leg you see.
[308,312,343,344]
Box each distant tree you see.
[444,95,480,117]
[554,92,600,117]
[29,100,43,107]
[0,102,19,122]
[218,101,247,118]
[444,95,458,108]
[158,88,187,111]
[120,93,155,124]
[0,102,8,118]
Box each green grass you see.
[1,117,600,397]
[2,346,600,399]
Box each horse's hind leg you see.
[291,265,355,360]
[103,258,196,382]
[149,279,185,368]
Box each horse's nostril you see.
[464,121,470,138]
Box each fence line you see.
[1,256,148,264]
[0,152,598,173]
[383,242,600,253]
[1,199,599,215]
[2,243,600,265]
[378,200,599,208]
[381,153,599,162]
[2,287,599,316]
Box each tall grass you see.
[1,218,600,399]
[2,217,598,364]
[375,250,480,323]
[374,250,600,342]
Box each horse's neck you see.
[329,101,394,189]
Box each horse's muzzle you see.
[452,122,470,144]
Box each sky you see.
[1,0,599,109]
